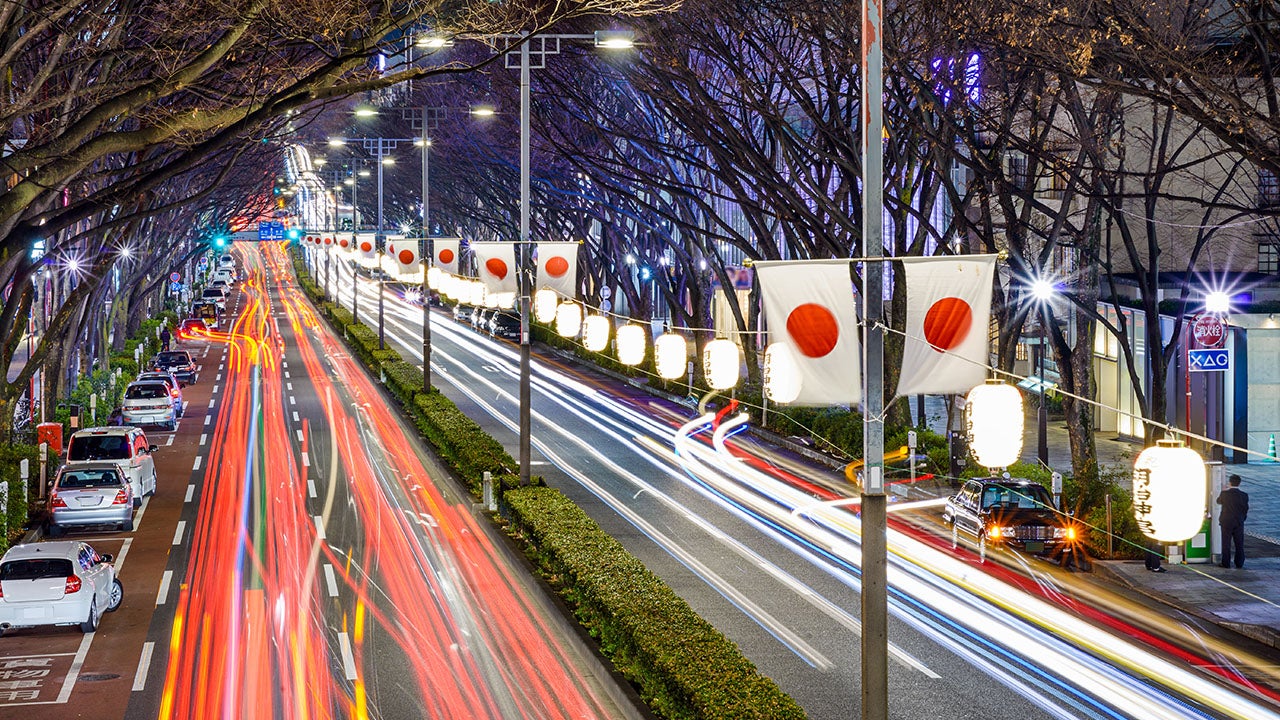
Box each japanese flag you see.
[433,238,460,275]
[756,260,862,405]
[473,242,517,295]
[393,241,420,273]
[338,236,351,252]
[896,255,996,397]
[537,242,578,298]
[357,234,376,261]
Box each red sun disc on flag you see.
[360,241,373,253]
[785,303,839,358]
[339,238,349,249]
[324,237,332,245]
[922,297,972,352]
[545,256,569,277]
[485,258,509,280]
[398,249,415,265]
[438,248,454,264]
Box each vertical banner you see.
[472,242,518,295]
[536,242,579,298]
[895,255,997,396]
[434,238,460,275]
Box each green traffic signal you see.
[214,236,226,248]
[286,228,301,241]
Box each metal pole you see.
[377,142,386,350]
[860,0,888,714]
[352,164,359,323]
[1038,312,1048,465]
[517,41,533,486]
[422,122,433,392]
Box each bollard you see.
[1105,494,1113,558]
[0,480,6,540]
[38,442,48,499]
[908,430,918,486]
[90,393,97,425]
[1051,471,1063,511]
[482,471,496,512]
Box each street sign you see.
[169,272,181,282]
[1192,315,1226,348]
[257,221,284,241]
[1189,348,1230,372]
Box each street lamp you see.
[405,106,447,392]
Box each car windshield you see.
[202,289,223,298]
[57,469,120,489]
[156,352,190,365]
[981,484,1054,510]
[68,435,129,461]
[126,383,169,399]
[0,558,74,581]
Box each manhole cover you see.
[78,673,120,682]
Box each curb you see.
[1092,560,1280,649]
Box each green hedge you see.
[0,444,39,552]
[506,487,805,719]
[409,391,518,496]
[383,360,423,406]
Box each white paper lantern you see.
[615,324,646,366]
[534,289,559,323]
[703,339,741,390]
[556,302,583,338]
[582,315,610,351]
[485,289,500,308]
[964,380,1024,470]
[654,333,688,379]
[427,266,443,289]
[764,343,802,403]
[468,281,486,307]
[1132,440,1207,542]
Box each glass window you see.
[0,559,74,580]
[1260,169,1279,207]
[68,434,129,461]
[1259,235,1279,274]
[126,383,169,400]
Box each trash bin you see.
[36,422,63,455]
[1184,517,1212,563]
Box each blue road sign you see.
[1189,348,1230,372]
[257,221,284,241]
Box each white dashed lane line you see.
[212,384,220,394]
[155,571,173,606]
[199,433,207,446]
[296,430,304,443]
[193,456,202,471]
[204,415,211,426]
[208,398,216,409]
[172,520,186,546]
[338,632,357,680]
[301,452,310,467]
[289,396,296,406]
[132,642,155,692]
[313,515,325,540]
[292,411,299,422]
[323,564,339,598]
[307,479,317,498]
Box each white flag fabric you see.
[473,242,517,295]
[433,239,460,274]
[357,234,376,262]
[392,242,419,273]
[536,242,578,298]
[756,261,862,406]
[896,255,997,397]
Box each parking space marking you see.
[323,564,339,597]
[192,456,202,471]
[172,520,186,546]
[337,632,357,680]
[199,433,207,446]
[313,515,325,540]
[131,500,149,531]
[156,571,173,606]
[307,479,317,498]
[185,484,195,503]
[165,434,174,447]
[132,642,155,692]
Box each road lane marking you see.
[155,571,173,606]
[172,521,186,545]
[301,452,310,467]
[57,634,94,703]
[204,415,211,426]
[131,642,155,692]
[217,373,222,382]
[132,499,149,530]
[199,433,207,446]
[323,564,339,597]
[313,515,325,540]
[289,396,296,406]
[185,484,195,503]
[307,479,317,498]
[286,382,293,391]
[296,430,304,443]
[196,365,203,372]
[284,370,290,379]
[212,384,220,394]
[193,456,203,471]
[165,434,174,446]
[219,363,225,370]
[337,632,357,680]
[292,411,299,422]
[208,398,216,409]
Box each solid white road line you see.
[324,564,339,598]
[193,456,203,471]
[313,515,325,540]
[155,570,173,606]
[185,484,195,503]
[337,632,357,680]
[172,520,186,545]
[131,642,155,692]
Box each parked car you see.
[177,317,209,338]
[122,381,177,431]
[47,464,134,534]
[452,303,475,323]
[212,268,236,285]
[65,427,157,507]
[0,541,123,635]
[136,371,184,417]
[488,311,520,340]
[217,254,235,269]
[942,477,1078,562]
[200,287,227,311]
[471,308,492,331]
[150,350,197,384]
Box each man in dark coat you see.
[1217,474,1250,569]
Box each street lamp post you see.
[406,106,445,392]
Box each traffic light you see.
[214,236,227,249]
[285,227,301,241]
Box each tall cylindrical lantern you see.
[703,339,741,390]
[615,324,646,366]
[534,289,559,323]
[655,333,688,379]
[965,380,1024,470]
[468,281,486,307]
[556,302,583,338]
[582,315,610,351]
[427,267,443,289]
[1132,439,1207,542]
[764,343,802,403]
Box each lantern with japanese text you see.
[582,315,610,351]
[615,324,646,366]
[764,343,802,404]
[534,289,559,323]
[703,339,741,390]
[1132,440,1207,542]
[556,302,583,338]
[654,333,688,379]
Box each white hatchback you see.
[0,541,123,635]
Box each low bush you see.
[0,444,38,553]
[409,391,518,495]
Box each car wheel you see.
[46,523,64,538]
[978,533,988,564]
[122,518,134,532]
[79,599,98,633]
[106,579,124,612]
[133,496,142,509]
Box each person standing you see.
[160,325,171,351]
[1217,474,1250,569]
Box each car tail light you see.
[112,489,129,505]
[50,494,67,509]
[171,389,180,398]
[64,575,82,594]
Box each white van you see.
[64,428,158,508]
